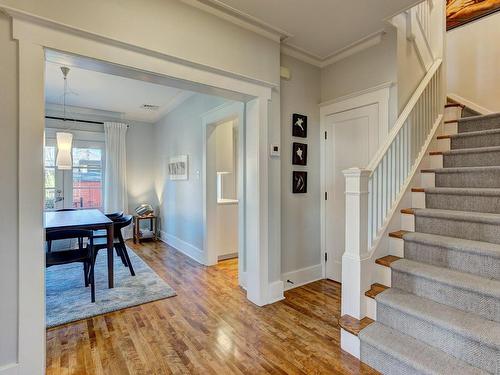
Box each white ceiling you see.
[200,0,422,60]
[45,61,194,123]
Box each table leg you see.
[106,223,114,288]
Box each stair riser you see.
[444,121,458,135]
[425,193,500,214]
[392,269,500,322]
[404,240,500,280]
[459,117,500,133]
[452,133,500,149]
[444,107,462,122]
[415,215,500,244]
[443,150,500,168]
[360,343,419,375]
[377,303,498,374]
[435,170,500,188]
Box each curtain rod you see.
[45,116,130,127]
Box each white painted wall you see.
[280,54,322,278]
[154,94,229,252]
[0,12,19,368]
[44,111,158,214]
[447,12,500,113]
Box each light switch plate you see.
[270,144,280,157]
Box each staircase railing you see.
[341,59,443,320]
[366,58,443,247]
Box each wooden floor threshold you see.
[339,315,374,336]
[365,283,389,299]
[375,255,402,268]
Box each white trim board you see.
[268,280,285,304]
[282,264,323,291]
[160,231,205,264]
[447,93,494,115]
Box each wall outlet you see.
[270,144,280,157]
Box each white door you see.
[325,103,379,281]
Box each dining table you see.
[44,209,115,288]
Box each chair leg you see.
[90,260,96,303]
[115,245,127,267]
[84,262,89,287]
[47,240,52,253]
[120,243,135,276]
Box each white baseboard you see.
[267,280,285,304]
[448,93,494,115]
[0,363,18,375]
[282,263,323,291]
[160,230,205,265]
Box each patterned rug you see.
[45,246,176,328]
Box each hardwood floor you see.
[46,240,378,374]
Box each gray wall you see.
[154,94,228,250]
[0,12,18,366]
[280,54,322,274]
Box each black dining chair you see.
[92,211,124,238]
[47,208,82,252]
[46,228,96,303]
[92,214,135,276]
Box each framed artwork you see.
[292,113,307,138]
[292,171,307,194]
[168,155,188,180]
[292,142,307,165]
[446,0,500,30]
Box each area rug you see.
[46,246,176,328]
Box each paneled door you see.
[324,103,379,281]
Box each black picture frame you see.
[292,142,307,165]
[292,113,307,138]
[292,171,307,194]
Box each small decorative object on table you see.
[133,204,158,243]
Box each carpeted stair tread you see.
[412,208,500,225]
[359,322,488,375]
[441,145,500,155]
[422,165,500,173]
[448,128,500,139]
[458,113,500,133]
[402,231,500,259]
[422,187,500,196]
[376,288,500,349]
[391,259,500,299]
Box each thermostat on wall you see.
[270,144,280,157]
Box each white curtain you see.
[104,122,128,214]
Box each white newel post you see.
[342,168,371,317]
[341,168,371,358]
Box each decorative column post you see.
[341,168,371,319]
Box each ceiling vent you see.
[140,104,160,111]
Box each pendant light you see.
[55,66,73,170]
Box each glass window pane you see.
[72,188,102,209]
[73,148,102,166]
[44,167,55,189]
[44,146,55,167]
[44,189,55,210]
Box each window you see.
[72,147,103,209]
[43,138,105,210]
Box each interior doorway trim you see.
[8,10,274,374]
[319,84,391,280]
[201,101,246,287]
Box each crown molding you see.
[181,0,291,43]
[281,30,386,68]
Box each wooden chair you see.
[45,228,96,302]
[47,209,82,252]
[92,214,135,276]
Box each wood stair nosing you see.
[411,187,425,193]
[375,255,402,268]
[400,208,415,215]
[436,134,452,140]
[445,103,465,109]
[444,120,458,124]
[339,315,374,336]
[429,151,443,156]
[365,283,389,299]
[388,230,409,239]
